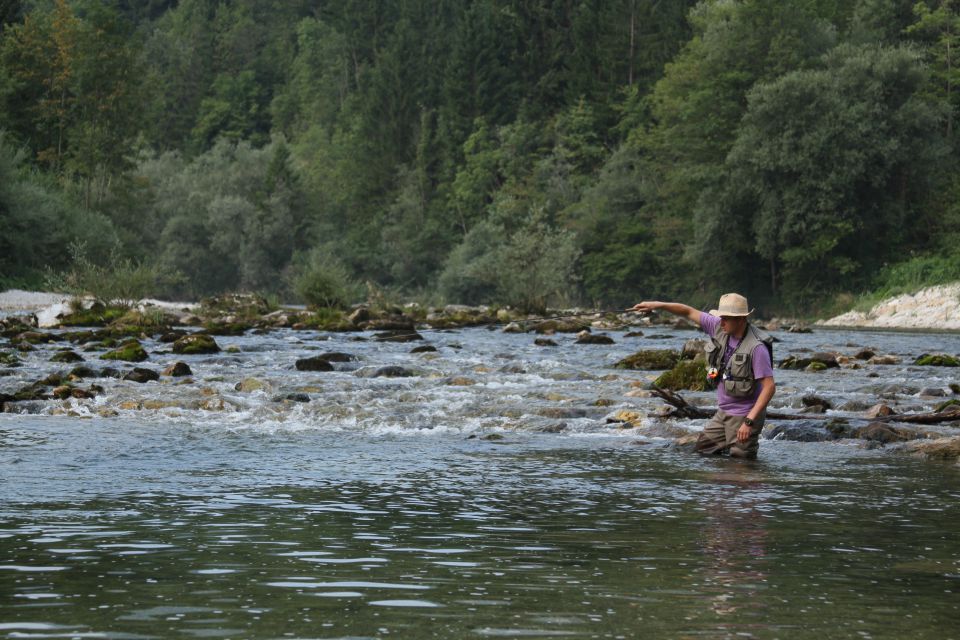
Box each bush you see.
[45,242,173,308]
[290,249,358,309]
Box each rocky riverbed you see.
[2,291,959,462]
[819,282,960,330]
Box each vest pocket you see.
[723,378,754,397]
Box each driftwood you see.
[650,388,960,424]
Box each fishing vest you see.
[704,323,774,397]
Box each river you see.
[2,325,959,638]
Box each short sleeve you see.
[751,343,774,379]
[700,313,719,337]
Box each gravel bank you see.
[818,282,960,330]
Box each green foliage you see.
[654,359,708,391]
[45,242,169,308]
[290,249,358,310]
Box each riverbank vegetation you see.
[2,0,960,315]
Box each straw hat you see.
[709,293,753,317]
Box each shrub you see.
[45,242,173,308]
[290,249,358,310]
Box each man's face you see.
[719,315,746,336]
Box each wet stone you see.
[373,366,414,378]
[410,345,437,353]
[50,350,84,363]
[124,368,160,383]
[295,356,334,372]
[163,362,193,377]
[534,338,558,347]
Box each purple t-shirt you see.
[700,314,774,415]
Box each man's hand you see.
[626,301,661,314]
[737,422,752,444]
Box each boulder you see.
[172,333,220,355]
[295,356,334,372]
[624,330,645,338]
[124,367,159,383]
[534,338,558,347]
[272,392,311,403]
[779,352,839,370]
[614,349,679,370]
[763,419,851,442]
[867,355,901,365]
[853,348,877,360]
[100,340,149,362]
[348,307,370,326]
[533,319,589,334]
[502,322,525,334]
[445,376,476,386]
[0,351,22,367]
[903,436,960,461]
[681,338,707,360]
[162,362,193,377]
[801,395,832,411]
[13,331,55,345]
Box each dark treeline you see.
[2,0,960,313]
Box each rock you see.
[935,399,960,412]
[805,362,828,372]
[101,340,149,362]
[502,322,525,334]
[373,366,414,378]
[533,319,589,334]
[951,383,960,394]
[235,377,269,392]
[919,387,946,397]
[410,345,437,353]
[654,359,708,391]
[537,407,588,419]
[787,325,813,333]
[124,367,159,383]
[838,399,870,412]
[348,307,370,326]
[608,409,643,427]
[575,331,615,345]
[172,333,220,355]
[624,330,644,338]
[0,351,22,367]
[68,365,99,379]
[914,354,960,367]
[373,330,423,342]
[853,348,876,360]
[295,356,334,372]
[162,362,193,377]
[864,403,895,418]
[903,436,960,461]
[50,350,84,363]
[594,398,615,407]
[534,338,558,347]
[780,352,839,370]
[614,349,679,370]
[52,385,73,400]
[12,331,55,345]
[802,395,832,411]
[763,419,851,442]
[272,392,311,403]
[319,352,357,362]
[681,339,707,361]
[445,376,476,386]
[536,423,568,433]
[854,422,918,444]
[867,355,900,365]
[670,434,701,453]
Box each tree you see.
[717,43,946,301]
[905,0,960,138]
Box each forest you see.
[2,0,960,315]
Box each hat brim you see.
[709,308,753,317]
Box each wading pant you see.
[695,409,765,459]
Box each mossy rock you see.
[654,359,708,391]
[51,350,84,363]
[614,349,679,370]
[202,321,252,336]
[805,361,828,372]
[59,306,127,327]
[100,339,149,362]
[533,319,590,334]
[914,354,960,367]
[0,351,22,367]
[935,398,960,412]
[951,383,960,394]
[172,333,221,355]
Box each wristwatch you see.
[744,417,755,427]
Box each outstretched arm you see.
[627,301,702,325]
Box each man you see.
[628,293,775,459]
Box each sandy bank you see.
[818,282,960,330]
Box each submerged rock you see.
[763,419,851,442]
[534,338,558,347]
[372,366,415,378]
[50,350,84,363]
[902,436,960,461]
[410,345,437,353]
[575,331,615,345]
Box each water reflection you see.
[698,463,770,628]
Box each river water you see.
[2,324,959,638]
